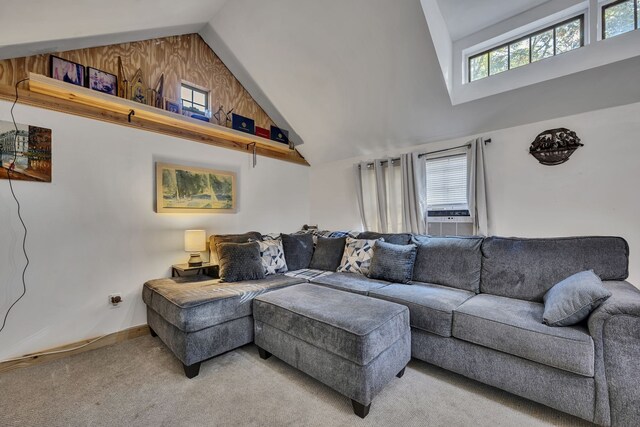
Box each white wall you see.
[310,101,640,285]
[0,101,310,360]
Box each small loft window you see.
[603,0,639,39]
[181,83,209,115]
[468,15,584,82]
[426,154,468,211]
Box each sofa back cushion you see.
[480,236,629,302]
[210,231,263,264]
[411,235,483,293]
[357,231,411,246]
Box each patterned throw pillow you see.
[258,239,288,275]
[337,237,379,276]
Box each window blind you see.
[426,154,468,208]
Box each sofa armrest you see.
[588,281,640,427]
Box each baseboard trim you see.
[0,324,149,374]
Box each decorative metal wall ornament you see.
[529,128,583,166]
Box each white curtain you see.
[468,137,489,235]
[401,153,428,234]
[355,154,426,233]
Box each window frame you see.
[468,14,585,82]
[425,152,470,214]
[602,0,639,39]
[180,82,209,115]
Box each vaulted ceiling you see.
[2,0,640,164]
[437,0,550,41]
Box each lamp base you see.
[188,253,203,267]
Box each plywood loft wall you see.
[0,33,275,129]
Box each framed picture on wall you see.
[49,55,85,87]
[86,67,117,95]
[156,163,237,213]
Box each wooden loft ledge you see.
[0,73,309,166]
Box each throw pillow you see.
[337,237,378,275]
[309,237,347,271]
[210,231,262,264]
[542,270,612,326]
[368,241,417,283]
[217,241,265,282]
[257,239,288,275]
[281,233,314,271]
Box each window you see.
[426,154,468,210]
[468,15,584,82]
[180,83,209,114]
[603,0,639,39]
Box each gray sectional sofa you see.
[143,232,640,426]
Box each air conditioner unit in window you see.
[427,208,473,236]
[427,208,473,223]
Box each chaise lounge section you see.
[142,231,640,426]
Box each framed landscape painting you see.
[156,163,236,213]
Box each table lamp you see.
[184,230,206,266]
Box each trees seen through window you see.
[469,16,584,82]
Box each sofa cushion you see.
[257,239,288,275]
[337,237,378,275]
[209,231,262,264]
[452,294,595,377]
[309,236,346,271]
[543,270,612,326]
[253,283,409,365]
[368,241,417,284]
[357,231,412,246]
[411,235,483,293]
[310,272,389,296]
[217,242,265,282]
[480,236,629,302]
[370,282,474,337]
[284,268,333,281]
[281,233,314,271]
[142,275,306,333]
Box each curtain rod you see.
[358,138,491,169]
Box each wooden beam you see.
[0,325,150,374]
[0,77,309,166]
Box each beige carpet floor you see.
[0,335,593,427]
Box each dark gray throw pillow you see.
[281,233,314,271]
[309,237,346,271]
[542,270,612,326]
[217,241,265,283]
[368,241,417,283]
[210,231,262,264]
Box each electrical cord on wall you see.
[0,78,31,333]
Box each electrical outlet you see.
[108,293,123,307]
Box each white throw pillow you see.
[258,239,288,275]
[337,237,379,275]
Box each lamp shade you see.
[184,230,206,252]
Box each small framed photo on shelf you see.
[165,99,182,114]
[49,55,85,87]
[86,67,117,96]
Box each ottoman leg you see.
[257,346,272,360]
[183,362,201,379]
[396,367,406,378]
[351,400,371,418]
[149,327,158,337]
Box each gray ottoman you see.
[143,274,306,378]
[253,283,410,418]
